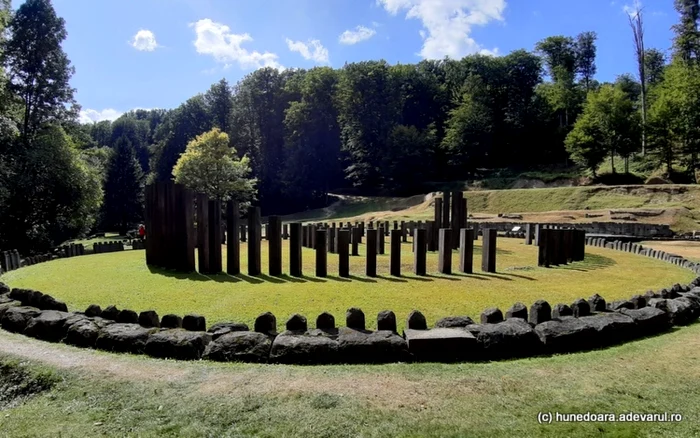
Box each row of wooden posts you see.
[144,182,500,277]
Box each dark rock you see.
[27,290,44,308]
[23,310,73,342]
[85,304,102,317]
[117,309,139,324]
[254,312,276,334]
[552,304,573,318]
[473,319,542,359]
[269,332,339,364]
[315,312,335,330]
[101,305,119,321]
[0,282,9,295]
[406,310,427,330]
[286,314,307,332]
[529,300,551,325]
[571,299,591,317]
[672,283,682,293]
[9,288,31,304]
[336,328,409,364]
[138,310,160,328]
[203,331,272,363]
[377,310,397,333]
[643,290,657,302]
[161,314,182,329]
[207,322,249,340]
[505,303,528,321]
[183,314,206,332]
[404,328,477,362]
[607,300,635,311]
[434,316,475,328]
[0,300,21,319]
[346,308,366,330]
[65,318,113,348]
[144,329,212,360]
[95,323,157,354]
[619,307,670,335]
[480,307,503,324]
[535,318,598,353]
[580,313,636,346]
[630,295,646,309]
[588,294,606,312]
[1,306,41,333]
[649,298,695,326]
[36,294,68,312]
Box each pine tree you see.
[672,0,700,64]
[102,137,144,235]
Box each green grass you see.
[1,238,692,332]
[62,233,130,250]
[1,321,700,437]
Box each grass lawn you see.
[642,240,700,263]
[2,238,693,332]
[1,321,700,437]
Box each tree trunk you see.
[611,151,616,174]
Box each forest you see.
[0,0,700,253]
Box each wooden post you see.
[438,229,452,274]
[459,229,474,273]
[338,229,350,278]
[248,207,261,275]
[196,193,210,274]
[268,216,282,276]
[351,227,360,256]
[315,229,327,277]
[226,201,240,275]
[414,229,427,276]
[208,200,222,273]
[366,229,378,277]
[481,228,497,273]
[377,226,385,255]
[390,229,401,276]
[290,223,302,277]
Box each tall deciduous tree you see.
[173,128,256,205]
[1,125,101,251]
[2,0,77,140]
[575,31,598,92]
[644,49,667,86]
[565,85,640,174]
[102,138,144,235]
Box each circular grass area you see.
[2,238,694,332]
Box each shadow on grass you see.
[549,253,616,272]
[375,275,408,283]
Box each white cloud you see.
[190,19,283,70]
[339,25,377,45]
[131,29,159,52]
[79,109,123,124]
[377,0,506,59]
[623,0,642,17]
[285,38,330,64]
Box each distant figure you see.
[139,224,146,240]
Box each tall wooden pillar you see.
[196,193,210,274]
[248,207,261,275]
[226,200,240,275]
[268,216,282,276]
[208,200,222,273]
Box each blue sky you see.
[11,0,678,123]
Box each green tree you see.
[110,116,150,173]
[536,36,581,127]
[2,0,77,139]
[672,0,700,64]
[645,49,667,86]
[575,31,598,92]
[205,78,233,133]
[283,67,343,208]
[336,61,400,190]
[0,125,102,251]
[565,85,640,174]
[150,95,212,181]
[172,128,257,206]
[102,138,144,235]
[648,62,700,174]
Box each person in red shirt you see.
[138,224,145,240]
